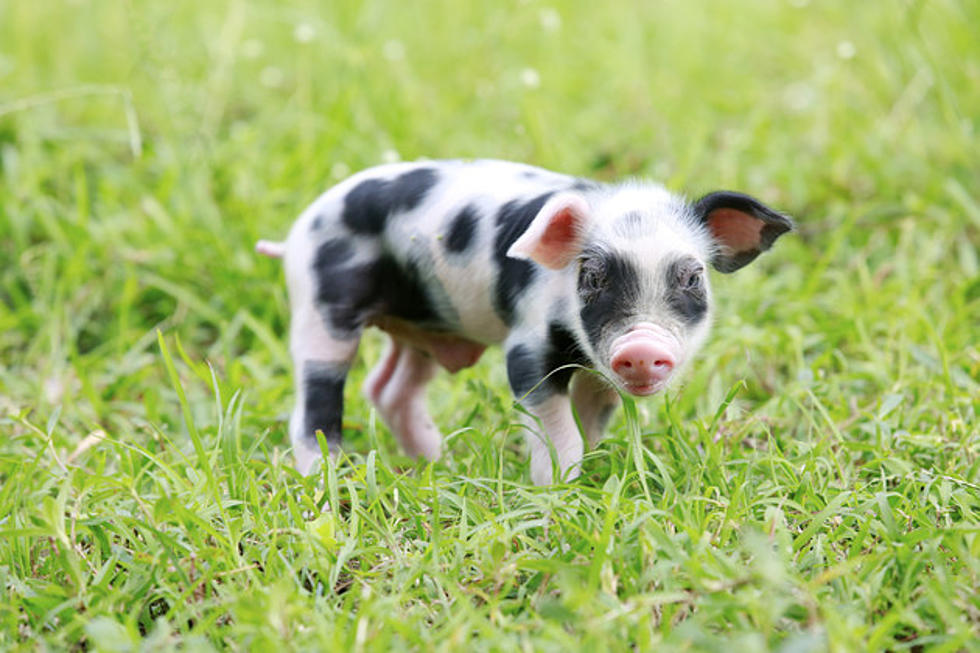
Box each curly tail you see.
[255,240,286,259]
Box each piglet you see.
[257,159,792,484]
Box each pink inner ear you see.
[530,205,586,269]
[707,208,765,253]
[539,207,579,257]
[508,193,590,269]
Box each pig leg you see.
[505,339,586,485]
[288,303,360,474]
[365,339,443,461]
[570,371,620,448]
[362,337,403,405]
[517,393,584,485]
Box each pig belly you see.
[370,316,488,373]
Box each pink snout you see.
[609,327,679,395]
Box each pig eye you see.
[578,257,607,303]
[671,258,705,295]
[681,264,704,291]
[668,258,709,323]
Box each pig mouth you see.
[621,380,667,396]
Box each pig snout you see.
[609,325,679,395]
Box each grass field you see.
[2,0,979,650]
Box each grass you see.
[1,0,978,649]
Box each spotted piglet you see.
[257,159,793,484]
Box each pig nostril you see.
[621,361,632,369]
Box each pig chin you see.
[608,369,674,397]
[619,379,669,397]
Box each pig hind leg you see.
[570,371,620,448]
[364,337,442,461]
[289,303,360,474]
[362,337,402,405]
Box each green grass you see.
[1,0,978,650]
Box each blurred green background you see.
[1,0,978,649]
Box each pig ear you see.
[693,191,794,273]
[507,193,592,270]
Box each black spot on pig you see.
[394,167,440,207]
[315,258,378,334]
[373,254,447,327]
[445,205,479,254]
[311,216,322,231]
[313,238,362,332]
[666,256,708,324]
[340,179,388,235]
[314,243,452,336]
[506,344,542,403]
[543,321,590,391]
[579,251,642,353]
[506,323,589,404]
[493,192,555,324]
[303,361,348,449]
[342,168,439,235]
[314,238,355,272]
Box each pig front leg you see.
[363,337,443,461]
[570,370,619,448]
[288,304,360,474]
[506,340,584,485]
[518,393,584,486]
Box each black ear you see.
[692,191,794,273]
